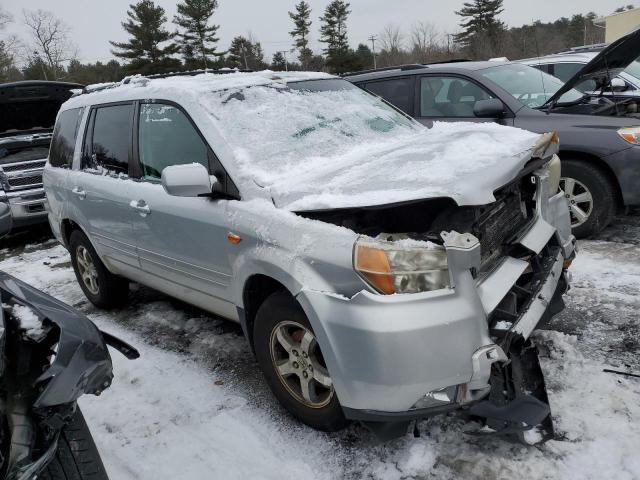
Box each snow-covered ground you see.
[1,213,639,480]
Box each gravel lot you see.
[1,212,638,480]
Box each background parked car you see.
[519,46,640,99]
[0,81,82,236]
[345,29,640,238]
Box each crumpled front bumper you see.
[297,173,575,420]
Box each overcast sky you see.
[1,0,633,63]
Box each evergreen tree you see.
[319,0,351,74]
[271,51,287,71]
[226,36,267,70]
[110,0,180,74]
[455,0,505,56]
[173,0,221,69]
[289,1,313,69]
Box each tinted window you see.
[552,63,583,83]
[138,104,209,180]
[87,104,132,173]
[49,108,83,168]
[420,76,493,117]
[365,78,414,114]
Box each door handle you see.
[129,200,151,216]
[71,187,86,199]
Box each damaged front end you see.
[0,272,139,479]
[298,133,575,443]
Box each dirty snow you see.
[11,303,43,337]
[0,211,638,479]
[66,71,542,211]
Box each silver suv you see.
[44,71,575,439]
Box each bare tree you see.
[23,9,77,79]
[0,7,12,30]
[410,21,442,62]
[379,24,404,52]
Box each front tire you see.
[69,229,129,309]
[253,291,348,432]
[560,159,617,238]
[40,409,109,480]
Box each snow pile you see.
[205,83,541,210]
[12,304,43,337]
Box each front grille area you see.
[476,183,536,271]
[1,160,46,172]
[7,173,43,188]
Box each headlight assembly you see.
[353,238,450,294]
[546,154,561,196]
[618,126,640,145]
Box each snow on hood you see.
[202,81,542,211]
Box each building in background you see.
[596,8,640,43]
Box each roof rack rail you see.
[424,58,472,65]
[75,68,254,97]
[555,43,607,54]
[342,64,427,77]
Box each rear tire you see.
[40,409,109,480]
[253,291,348,432]
[69,229,128,309]
[560,159,617,239]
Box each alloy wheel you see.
[560,177,594,228]
[76,245,100,295]
[269,321,334,408]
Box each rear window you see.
[49,108,83,168]
[85,104,133,173]
[365,77,414,114]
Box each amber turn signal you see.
[354,244,395,294]
[227,232,242,245]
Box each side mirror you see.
[0,203,13,239]
[610,77,628,92]
[473,98,506,118]
[161,163,213,197]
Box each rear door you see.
[67,102,139,273]
[127,101,237,318]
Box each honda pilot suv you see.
[0,80,81,234]
[44,71,575,440]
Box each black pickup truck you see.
[0,81,81,234]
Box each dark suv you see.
[346,29,640,238]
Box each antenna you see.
[532,20,548,110]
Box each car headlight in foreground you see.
[618,126,640,145]
[353,238,450,294]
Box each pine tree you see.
[455,0,505,55]
[110,0,180,74]
[271,51,287,71]
[289,1,313,69]
[173,0,221,69]
[226,36,266,70]
[319,0,351,74]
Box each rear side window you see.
[85,104,133,173]
[365,77,414,114]
[138,103,209,179]
[49,108,83,168]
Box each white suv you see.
[44,71,574,440]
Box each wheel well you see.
[559,151,623,209]
[60,219,81,247]
[242,275,289,352]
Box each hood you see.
[270,123,556,212]
[0,81,82,135]
[543,27,640,107]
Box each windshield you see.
[208,78,422,188]
[480,63,584,108]
[624,59,640,83]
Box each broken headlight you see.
[546,154,561,196]
[353,238,450,294]
[618,126,640,145]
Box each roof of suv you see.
[343,61,505,83]
[519,52,598,65]
[65,71,333,109]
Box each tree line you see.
[0,0,633,84]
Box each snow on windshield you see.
[204,79,542,210]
